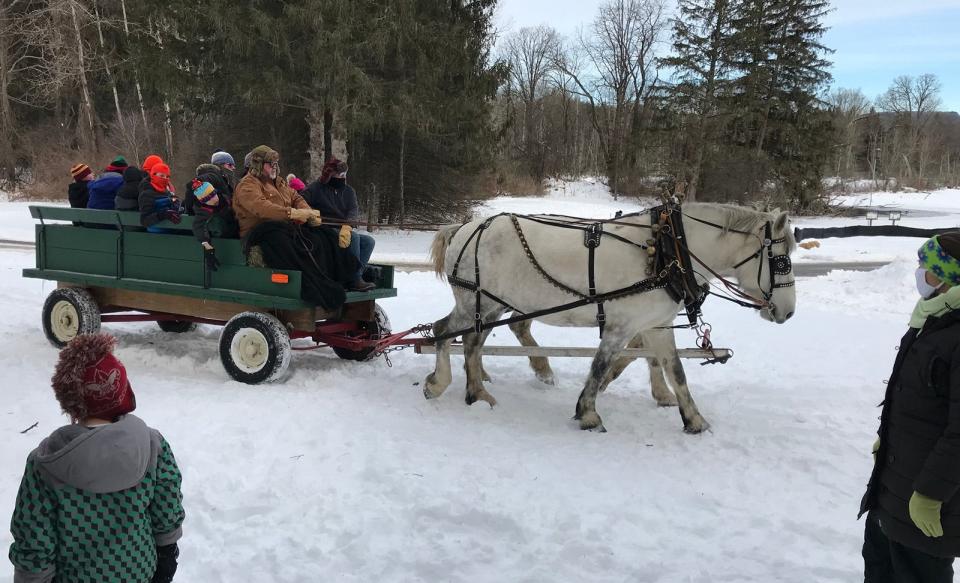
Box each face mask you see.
[329,177,346,188]
[916,267,939,299]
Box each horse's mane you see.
[689,203,796,252]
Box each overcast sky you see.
[494,0,960,112]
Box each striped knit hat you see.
[192,180,220,209]
[918,233,960,287]
[70,163,92,181]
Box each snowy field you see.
[0,183,958,581]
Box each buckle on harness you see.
[474,312,483,333]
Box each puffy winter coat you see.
[8,415,184,583]
[138,181,180,232]
[861,306,960,557]
[86,172,124,210]
[115,167,144,211]
[67,181,89,209]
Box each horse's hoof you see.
[536,371,557,386]
[423,374,447,400]
[578,411,605,432]
[683,417,710,434]
[466,389,497,408]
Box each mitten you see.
[339,224,352,248]
[203,245,220,271]
[288,207,314,223]
[151,543,179,583]
[909,491,944,538]
[160,209,182,224]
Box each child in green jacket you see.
[8,333,184,583]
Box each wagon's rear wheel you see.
[42,288,101,348]
[219,312,291,384]
[332,304,392,362]
[157,320,198,333]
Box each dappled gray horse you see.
[425,203,796,433]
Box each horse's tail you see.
[430,224,463,279]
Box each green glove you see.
[872,437,880,462]
[909,491,944,538]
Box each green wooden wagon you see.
[22,206,405,383]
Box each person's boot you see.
[349,279,376,291]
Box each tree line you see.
[1,0,957,220]
[1,0,503,222]
[497,0,959,209]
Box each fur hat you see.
[211,151,235,166]
[51,333,136,421]
[319,158,348,185]
[248,145,279,178]
[70,163,92,182]
[919,233,960,287]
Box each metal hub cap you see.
[51,300,79,341]
[230,329,269,373]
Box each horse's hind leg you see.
[424,307,473,400]
[574,326,634,432]
[598,330,676,405]
[509,317,556,386]
[644,329,708,433]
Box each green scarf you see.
[909,285,960,328]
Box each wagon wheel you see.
[42,288,101,348]
[157,320,198,333]
[333,304,392,362]
[218,312,291,384]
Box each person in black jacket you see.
[68,163,94,208]
[303,158,375,291]
[861,232,960,583]
[115,166,144,211]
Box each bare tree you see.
[827,88,870,179]
[501,25,560,179]
[553,0,667,197]
[877,74,943,186]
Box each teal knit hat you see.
[918,234,960,286]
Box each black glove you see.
[151,543,179,583]
[204,246,220,271]
[160,209,182,224]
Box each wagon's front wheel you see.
[42,288,101,348]
[219,312,291,384]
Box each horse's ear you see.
[774,211,789,232]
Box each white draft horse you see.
[424,203,797,433]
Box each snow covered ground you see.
[0,183,957,582]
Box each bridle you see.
[730,221,795,303]
[683,213,795,310]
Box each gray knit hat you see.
[211,151,235,166]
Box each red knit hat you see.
[70,163,92,182]
[51,333,136,420]
[142,155,164,173]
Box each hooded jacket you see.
[9,414,184,583]
[115,166,145,211]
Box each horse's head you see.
[729,210,797,324]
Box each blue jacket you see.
[86,172,124,210]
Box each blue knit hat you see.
[211,151,235,166]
